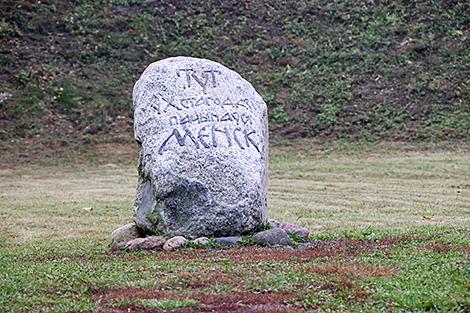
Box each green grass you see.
[1,147,469,312]
[109,299,200,310]
[362,246,469,311]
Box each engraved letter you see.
[222,97,233,107]
[180,114,190,125]
[231,112,240,124]
[180,97,194,109]
[199,113,209,124]
[233,127,245,150]
[211,125,232,148]
[234,98,248,110]
[198,126,210,148]
[241,114,252,125]
[211,114,219,122]
[191,113,200,124]
[220,112,233,122]
[244,129,260,153]
[158,127,200,155]
[205,69,221,87]
[194,97,205,108]
[191,71,210,94]
[161,94,181,112]
[177,69,193,87]
[151,94,161,114]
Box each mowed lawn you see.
[1,146,469,312]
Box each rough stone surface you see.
[214,236,241,246]
[110,223,142,251]
[133,57,268,238]
[163,236,188,251]
[252,228,291,246]
[192,237,210,245]
[126,236,166,252]
[268,219,310,240]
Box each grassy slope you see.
[1,148,469,312]
[1,0,469,152]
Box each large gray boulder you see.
[133,57,268,239]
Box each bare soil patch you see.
[92,288,305,313]
[426,243,470,255]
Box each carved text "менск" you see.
[157,125,260,155]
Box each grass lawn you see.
[1,145,469,312]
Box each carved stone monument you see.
[133,57,268,238]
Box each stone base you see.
[110,219,310,253]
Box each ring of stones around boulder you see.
[252,228,292,246]
[110,223,143,251]
[268,219,310,241]
[125,236,167,252]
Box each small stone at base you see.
[163,236,188,251]
[110,223,142,251]
[192,237,210,245]
[252,228,292,246]
[214,236,241,246]
[126,236,166,252]
[268,219,310,240]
